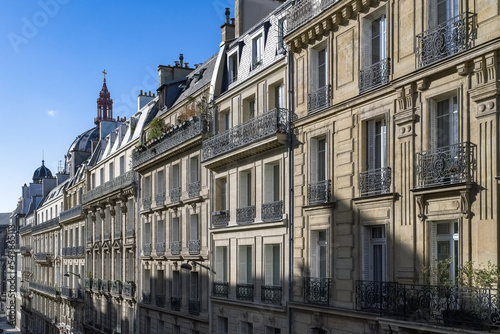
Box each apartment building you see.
[284,0,500,332]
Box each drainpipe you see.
[287,49,295,334]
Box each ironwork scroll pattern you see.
[212,211,230,227]
[236,205,255,224]
[262,201,283,221]
[236,283,254,301]
[170,241,181,255]
[304,277,330,305]
[286,0,340,34]
[188,181,201,198]
[261,285,282,305]
[82,171,137,204]
[359,167,392,196]
[188,240,201,255]
[307,85,331,114]
[213,282,229,297]
[307,180,331,205]
[359,58,391,93]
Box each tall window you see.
[367,118,387,171]
[215,246,228,283]
[264,244,280,286]
[156,269,164,296]
[190,272,198,302]
[190,215,199,243]
[156,170,165,196]
[228,52,238,83]
[431,221,459,283]
[275,85,284,109]
[171,165,180,189]
[311,137,327,183]
[311,46,327,93]
[143,221,151,247]
[431,95,458,149]
[109,162,114,180]
[252,33,263,69]
[239,245,253,284]
[172,218,180,243]
[243,98,256,122]
[239,171,253,207]
[190,157,199,183]
[218,110,230,133]
[119,156,125,175]
[277,18,286,52]
[362,225,386,281]
[217,317,228,334]
[156,220,165,246]
[240,322,253,334]
[172,270,180,299]
[430,0,459,28]
[310,230,327,278]
[216,178,228,211]
[264,163,280,203]
[100,168,104,185]
[371,15,387,65]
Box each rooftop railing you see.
[82,170,137,204]
[286,0,340,34]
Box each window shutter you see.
[362,19,372,68]
[264,165,273,203]
[428,0,438,29]
[429,98,437,151]
[264,244,273,285]
[363,227,371,281]
[310,50,318,92]
[380,15,387,60]
[240,172,248,207]
[429,221,437,284]
[310,138,318,183]
[190,215,198,241]
[367,120,376,171]
[310,231,318,277]
[239,246,248,283]
[273,245,280,286]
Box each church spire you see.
[95,69,114,125]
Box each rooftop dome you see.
[32,160,53,183]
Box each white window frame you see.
[215,245,228,283]
[310,43,328,93]
[238,245,253,284]
[362,225,387,281]
[264,244,280,286]
[310,229,328,278]
[310,136,327,184]
[264,162,280,203]
[251,32,264,69]
[429,94,459,150]
[361,8,387,69]
[430,220,460,284]
[228,50,238,84]
[366,117,387,171]
[239,170,253,208]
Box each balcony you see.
[142,196,152,210]
[170,187,181,203]
[213,282,229,297]
[416,12,477,68]
[236,283,254,301]
[170,241,181,255]
[304,277,330,306]
[307,180,331,205]
[85,278,92,291]
[356,280,499,331]
[143,244,152,256]
[20,245,32,256]
[34,253,52,265]
[32,217,60,234]
[60,204,82,222]
[202,108,288,166]
[261,285,282,305]
[100,280,111,294]
[123,281,135,298]
[156,294,166,308]
[188,181,201,198]
[262,201,283,222]
[111,280,122,296]
[92,278,101,291]
[189,299,200,316]
[188,240,200,255]
[286,0,339,34]
[212,211,229,228]
[82,170,137,204]
[359,58,391,93]
[416,142,476,188]
[142,292,151,304]
[61,287,82,300]
[29,282,59,297]
[132,115,208,169]
[19,223,32,235]
[308,85,331,114]
[171,296,181,311]
[154,192,166,206]
[156,242,166,256]
[359,167,392,197]
[236,205,255,224]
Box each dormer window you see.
[252,33,263,70]
[228,52,238,84]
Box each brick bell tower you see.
[95,69,114,125]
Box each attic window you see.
[193,68,206,82]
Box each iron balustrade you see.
[19,224,32,234]
[359,167,392,197]
[77,246,85,256]
[213,282,229,297]
[61,287,73,299]
[171,297,181,311]
[156,242,166,256]
[170,241,181,255]
[307,180,331,205]
[142,292,151,304]
[142,196,152,210]
[60,204,82,221]
[132,115,208,168]
[188,181,201,198]
[262,201,283,221]
[170,187,181,202]
[359,58,391,93]
[111,281,122,295]
[62,247,69,256]
[416,142,476,188]
[156,294,166,308]
[304,277,331,305]
[155,192,166,206]
[32,217,60,234]
[356,280,500,330]
[34,253,52,263]
[212,211,230,227]
[261,285,282,305]
[29,282,59,297]
[85,278,92,290]
[236,205,255,224]
[189,240,201,255]
[236,283,254,301]
[123,282,135,297]
[143,243,152,256]
[202,108,288,161]
[100,280,111,294]
[189,299,200,315]
[286,0,340,34]
[92,279,101,291]
[71,246,78,256]
[308,85,331,114]
[416,12,477,68]
[82,170,137,204]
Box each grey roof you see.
[68,127,99,153]
[0,213,10,225]
[32,160,53,183]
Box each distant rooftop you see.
[0,212,11,225]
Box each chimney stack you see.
[221,7,235,43]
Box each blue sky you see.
[0,0,234,212]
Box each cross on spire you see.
[102,69,107,82]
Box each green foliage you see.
[148,117,164,141]
[421,257,453,286]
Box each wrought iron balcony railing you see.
[202,108,288,161]
[156,242,166,256]
[189,299,200,315]
[236,283,254,301]
[262,201,283,221]
[111,280,122,296]
[416,12,477,68]
[236,205,255,224]
[60,204,82,222]
[77,245,85,256]
[359,58,391,93]
[30,282,59,297]
[85,278,92,290]
[356,280,500,330]
[61,287,73,299]
[170,241,181,255]
[261,285,282,305]
[34,253,52,264]
[20,245,32,256]
[155,192,166,206]
[308,85,331,114]
[286,0,340,34]
[170,187,181,202]
[123,281,135,298]
[188,181,201,198]
[307,180,331,205]
[213,282,229,297]
[189,240,200,255]
[132,115,208,168]
[19,224,32,234]
[359,167,392,197]
[142,292,151,304]
[82,170,137,204]
[142,196,152,210]
[32,217,60,234]
[416,142,476,188]
[156,294,166,308]
[143,243,152,256]
[171,296,181,311]
[100,280,111,294]
[304,277,331,305]
[212,211,230,228]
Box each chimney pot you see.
[140,89,143,95]
[174,61,180,66]
[225,8,230,24]
[179,54,184,67]
[184,63,189,68]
